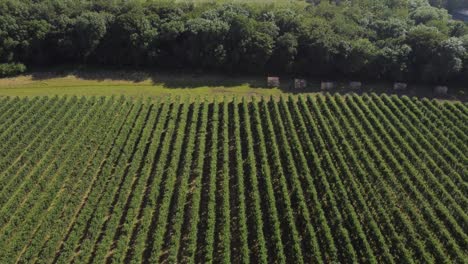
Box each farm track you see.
[0,94,466,263]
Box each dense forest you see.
[0,0,467,83]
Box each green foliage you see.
[433,37,466,81]
[0,0,466,83]
[410,5,450,25]
[270,32,298,72]
[0,63,26,77]
[184,18,229,68]
[73,12,110,59]
[338,38,378,74]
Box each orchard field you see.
[0,94,467,263]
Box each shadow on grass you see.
[29,68,266,88]
[28,68,468,102]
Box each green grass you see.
[0,72,290,98]
[1,71,466,102]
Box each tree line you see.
[0,0,467,83]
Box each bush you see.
[0,63,27,77]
